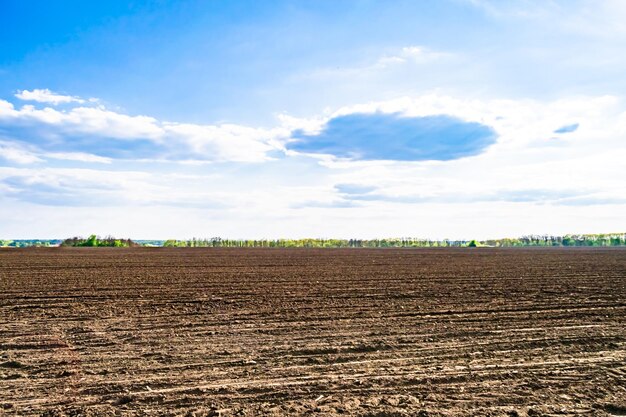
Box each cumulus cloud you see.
[14,89,602,166]
[0,100,162,140]
[279,94,626,217]
[282,94,622,163]
[288,113,496,161]
[15,89,86,105]
[162,123,282,162]
[1,90,625,239]
[0,99,284,162]
[0,140,43,164]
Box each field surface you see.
[0,248,625,416]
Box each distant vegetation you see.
[0,239,61,248]
[1,233,624,248]
[161,233,626,248]
[60,235,138,247]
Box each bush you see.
[61,235,137,247]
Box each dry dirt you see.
[0,247,625,416]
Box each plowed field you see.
[1,248,625,416]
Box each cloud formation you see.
[0,90,625,239]
[289,113,496,161]
[0,98,283,163]
[15,89,87,105]
[0,140,43,164]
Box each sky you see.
[0,0,625,239]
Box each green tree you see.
[84,235,98,247]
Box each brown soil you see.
[0,248,624,416]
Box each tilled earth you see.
[0,248,625,416]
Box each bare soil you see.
[0,248,625,416]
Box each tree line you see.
[2,233,624,248]
[0,239,61,247]
[162,233,626,248]
[60,235,138,247]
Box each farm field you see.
[0,248,625,416]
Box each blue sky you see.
[0,0,625,238]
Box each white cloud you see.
[0,138,113,165]
[467,0,626,38]
[285,94,622,152]
[281,94,626,219]
[381,46,451,66]
[0,101,163,140]
[66,106,163,140]
[162,122,283,162]
[15,89,86,105]
[0,166,163,205]
[0,99,284,162]
[0,140,43,164]
[0,165,235,210]
[296,45,453,81]
[1,89,625,238]
[46,152,112,164]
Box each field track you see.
[1,248,625,416]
